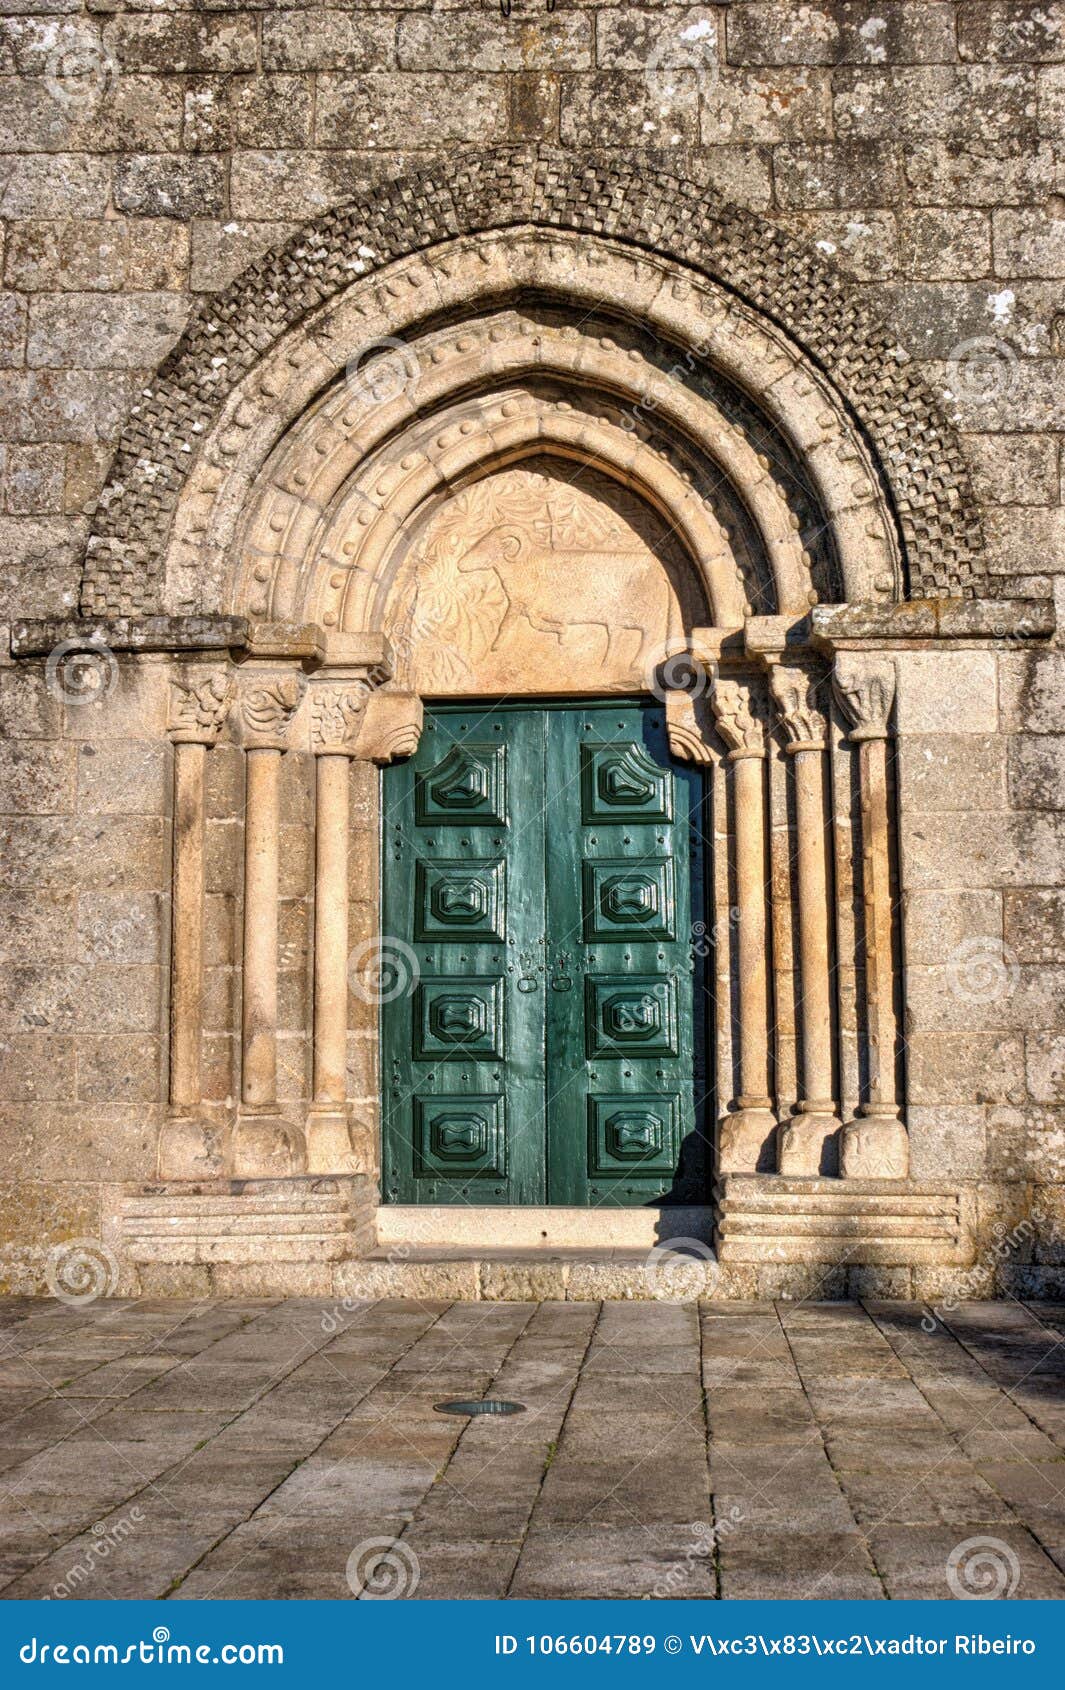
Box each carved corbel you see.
[354,689,424,765]
[664,689,715,766]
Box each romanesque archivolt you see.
[78,148,983,622]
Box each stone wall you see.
[0,0,1062,1296]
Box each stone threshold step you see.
[335,1247,715,1301]
[375,1205,715,1250]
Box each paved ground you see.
[1,1296,1065,1600]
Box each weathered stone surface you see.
[316,74,508,147]
[1008,733,1065,809]
[113,155,226,219]
[897,734,1006,812]
[262,10,396,73]
[894,650,998,734]
[0,23,1057,1304]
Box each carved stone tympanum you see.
[384,462,708,697]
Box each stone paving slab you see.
[0,1297,1064,1601]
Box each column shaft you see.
[313,752,350,1107]
[859,734,897,1112]
[793,748,833,1108]
[733,753,771,1110]
[711,673,776,1174]
[241,746,280,1108]
[833,654,908,1179]
[170,741,206,1111]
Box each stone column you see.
[234,672,306,1177]
[833,655,908,1178]
[711,676,776,1172]
[769,664,841,1176]
[306,684,366,1174]
[159,672,233,1179]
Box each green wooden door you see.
[381,701,708,1207]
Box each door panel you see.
[382,701,708,1207]
[544,703,707,1206]
[382,707,545,1206]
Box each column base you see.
[717,1106,777,1174]
[840,1114,909,1179]
[304,1105,375,1176]
[158,1113,225,1180]
[777,1111,840,1177]
[232,1108,305,1178]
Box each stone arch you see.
[80,147,984,620]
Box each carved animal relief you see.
[383,461,706,696]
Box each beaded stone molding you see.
[81,146,983,618]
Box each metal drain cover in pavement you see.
[434,1398,525,1417]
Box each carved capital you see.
[354,690,424,765]
[664,690,715,766]
[710,677,767,761]
[167,672,233,746]
[239,673,306,750]
[833,655,895,742]
[310,684,366,755]
[769,664,828,752]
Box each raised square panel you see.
[588,1093,680,1179]
[414,859,505,941]
[583,858,676,941]
[414,1095,506,1180]
[415,743,507,826]
[415,976,503,1061]
[580,740,672,824]
[585,975,678,1057]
